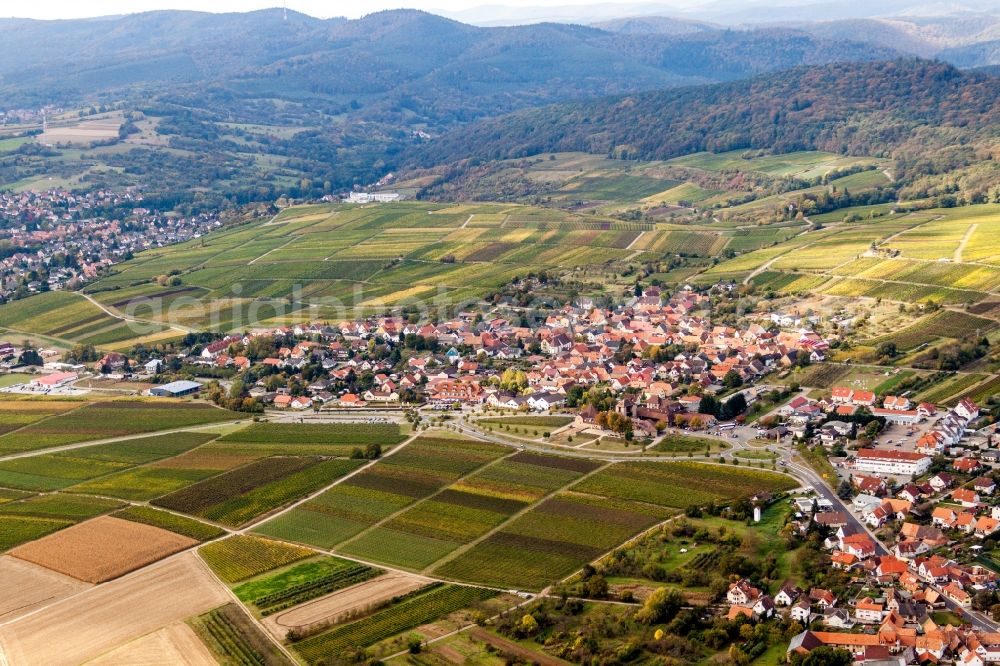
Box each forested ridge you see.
[411,59,1000,187]
[415,59,1000,164]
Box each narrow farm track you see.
[955,223,978,263]
[877,214,943,249]
[743,238,818,285]
[0,412,244,463]
[0,325,78,351]
[78,291,194,335]
[624,231,645,250]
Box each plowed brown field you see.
[9,515,197,583]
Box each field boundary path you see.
[955,223,978,263]
[625,231,645,250]
[78,291,195,335]
[0,413,245,463]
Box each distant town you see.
[0,189,221,300]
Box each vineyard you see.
[254,437,510,549]
[235,557,382,615]
[0,515,73,551]
[219,422,406,455]
[574,462,796,510]
[191,603,292,666]
[200,536,315,584]
[153,456,362,527]
[0,401,234,455]
[113,505,226,541]
[433,491,667,590]
[867,310,996,351]
[792,364,851,389]
[292,583,497,663]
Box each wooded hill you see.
[411,60,1000,203]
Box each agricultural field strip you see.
[77,292,193,335]
[247,236,302,265]
[424,460,613,575]
[825,260,1000,294]
[330,446,530,553]
[0,413,245,463]
[739,239,808,285]
[0,539,215,631]
[233,431,423,535]
[0,402,91,446]
[204,552,301,664]
[763,267,995,298]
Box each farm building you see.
[29,372,78,388]
[148,380,202,397]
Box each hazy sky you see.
[8,0,644,20]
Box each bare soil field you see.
[84,622,216,666]
[40,118,121,145]
[0,555,91,622]
[9,515,197,583]
[0,551,229,666]
[265,571,428,640]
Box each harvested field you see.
[85,622,216,666]
[0,551,229,666]
[0,555,91,622]
[9,515,197,583]
[265,571,428,640]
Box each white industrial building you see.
[852,449,931,477]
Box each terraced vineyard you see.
[0,202,704,346]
